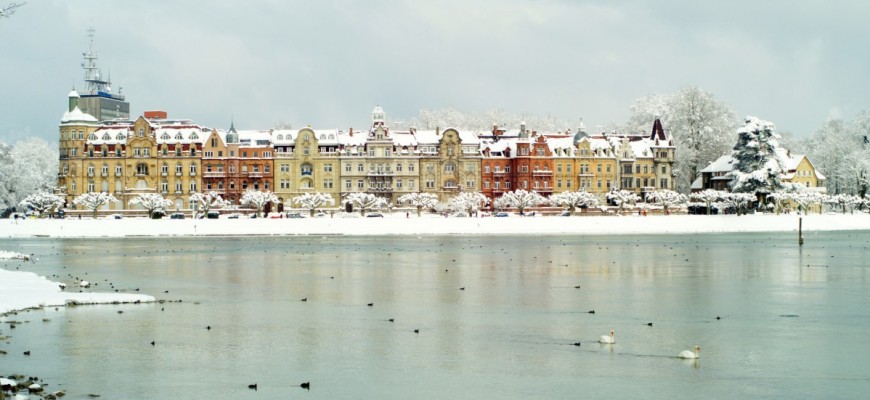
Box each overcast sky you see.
[1,0,868,144]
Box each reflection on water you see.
[2,231,870,399]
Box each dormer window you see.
[189,132,199,140]
[161,133,171,140]
[88,133,97,140]
[101,133,111,140]
[175,133,183,140]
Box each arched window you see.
[328,134,335,140]
[301,163,313,176]
[276,134,284,141]
[320,134,326,140]
[444,162,455,173]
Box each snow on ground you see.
[0,250,31,260]
[0,268,155,315]
[0,213,867,238]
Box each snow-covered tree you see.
[342,192,388,216]
[606,189,640,215]
[690,189,725,215]
[822,193,861,214]
[240,190,279,217]
[73,192,119,219]
[189,191,230,215]
[792,191,825,214]
[548,191,600,213]
[18,192,64,217]
[0,138,59,211]
[802,114,870,196]
[397,192,439,217]
[130,193,173,219]
[727,116,789,195]
[767,190,795,214]
[493,189,547,215]
[625,87,737,193]
[721,192,756,215]
[292,192,335,216]
[0,2,25,18]
[401,107,579,135]
[645,189,687,215]
[447,192,489,215]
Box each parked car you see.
[287,213,305,219]
[340,213,360,218]
[494,212,509,217]
[169,213,185,220]
[366,213,384,218]
[226,213,241,219]
[109,214,123,220]
[207,211,220,219]
[313,212,328,218]
[452,212,469,218]
[269,213,283,219]
[560,210,572,216]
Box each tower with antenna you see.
[74,27,130,121]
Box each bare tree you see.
[0,2,25,18]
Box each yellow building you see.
[783,154,826,191]
[273,127,342,208]
[57,90,100,207]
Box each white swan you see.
[599,330,615,344]
[678,345,700,359]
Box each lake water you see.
[2,231,870,399]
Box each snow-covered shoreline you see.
[1,213,867,238]
[0,268,155,316]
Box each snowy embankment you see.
[1,213,867,238]
[0,252,155,315]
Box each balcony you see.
[492,171,508,176]
[247,172,263,178]
[87,172,94,177]
[161,172,168,176]
[203,172,223,178]
[101,172,108,177]
[176,172,182,176]
[366,170,394,176]
[532,170,553,177]
[190,171,197,176]
[115,172,122,177]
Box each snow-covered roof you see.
[154,126,208,145]
[237,130,272,148]
[391,131,418,147]
[87,126,131,145]
[68,89,80,98]
[545,136,574,157]
[456,129,480,145]
[629,140,653,158]
[413,130,440,145]
[690,176,703,190]
[700,155,735,173]
[338,131,367,147]
[60,106,98,124]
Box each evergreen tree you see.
[727,116,786,195]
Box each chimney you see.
[144,110,168,119]
[492,123,498,135]
[349,127,353,136]
[436,126,440,136]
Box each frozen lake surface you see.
[2,231,870,399]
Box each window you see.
[358,163,364,172]
[485,165,491,173]
[445,163,455,173]
[466,179,474,189]
[324,164,333,172]
[101,164,108,175]
[567,180,572,188]
[137,163,149,175]
[426,180,435,189]
[506,165,511,173]
[557,179,562,188]
[138,128,144,137]
[301,164,312,176]
[495,181,500,189]
[345,163,351,172]
[408,164,415,172]
[408,180,414,190]
[280,163,290,172]
[396,163,402,172]
[357,180,364,189]
[368,149,375,157]
[323,179,333,189]
[176,163,182,174]
[661,166,667,174]
[115,165,122,176]
[505,181,511,189]
[190,164,197,175]
[396,179,403,189]
[660,178,668,188]
[176,148,182,156]
[345,179,351,189]
[88,180,95,192]
[533,181,539,189]
[597,165,602,173]
[87,165,95,176]
[161,181,168,193]
[116,148,122,157]
[485,181,490,189]
[557,164,562,173]
[205,151,214,157]
[384,149,391,157]
[176,182,182,193]
[190,182,197,192]
[265,182,270,190]
[265,165,270,173]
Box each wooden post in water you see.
[799,217,804,246]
